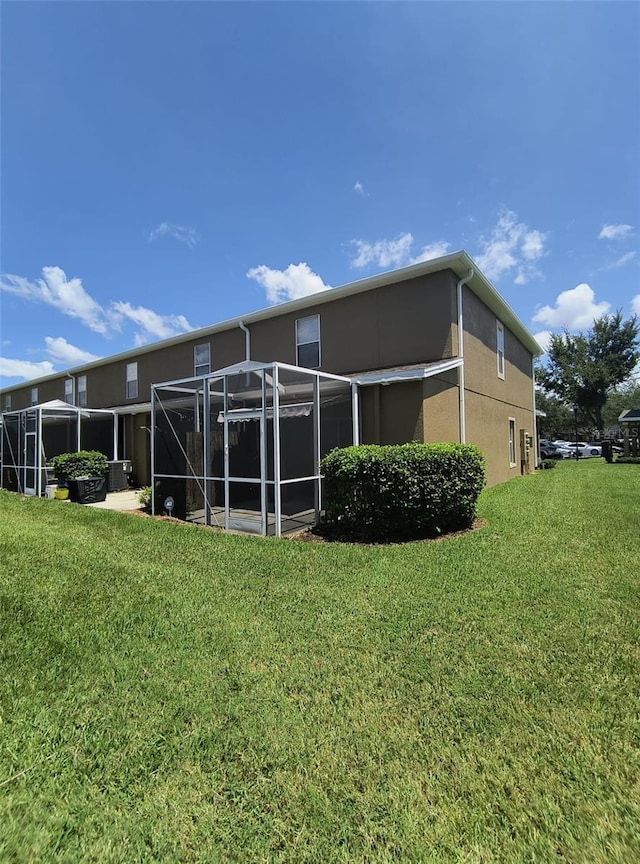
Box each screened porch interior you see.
[1,400,117,496]
[152,361,355,536]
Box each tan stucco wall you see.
[421,373,460,443]
[360,382,424,445]
[462,286,534,486]
[3,269,457,411]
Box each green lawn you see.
[1,460,639,863]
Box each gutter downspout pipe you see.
[456,268,474,443]
[239,320,251,362]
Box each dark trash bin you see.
[69,476,107,504]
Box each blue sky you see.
[1,1,638,386]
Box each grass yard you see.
[0,459,639,863]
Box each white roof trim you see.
[352,357,463,386]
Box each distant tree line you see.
[535,311,639,438]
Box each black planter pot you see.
[68,476,107,504]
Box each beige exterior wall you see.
[422,372,460,443]
[461,286,535,486]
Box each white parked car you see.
[561,441,602,458]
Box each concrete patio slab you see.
[87,489,142,512]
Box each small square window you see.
[126,362,138,399]
[296,315,320,368]
[77,375,87,408]
[194,343,211,377]
[497,321,505,379]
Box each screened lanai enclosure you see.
[1,400,118,496]
[152,361,357,536]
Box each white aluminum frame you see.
[0,402,118,496]
[151,360,355,537]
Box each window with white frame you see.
[126,362,138,399]
[64,378,74,404]
[509,418,516,466]
[77,375,87,407]
[296,315,320,368]
[4,395,11,410]
[194,343,211,376]
[497,321,505,379]
[31,387,38,406]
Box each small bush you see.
[138,486,152,513]
[539,459,557,470]
[51,450,108,482]
[320,442,485,543]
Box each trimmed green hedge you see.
[615,456,640,465]
[320,443,485,542]
[50,450,109,482]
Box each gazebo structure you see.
[618,408,640,456]
[1,400,118,497]
[152,360,356,536]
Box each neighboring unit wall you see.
[422,372,460,443]
[462,287,534,486]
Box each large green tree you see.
[536,311,639,432]
[534,390,574,439]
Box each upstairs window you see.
[78,375,87,408]
[296,315,320,368]
[194,343,211,377]
[4,395,11,410]
[126,362,138,399]
[65,378,74,404]
[497,321,505,379]
[31,387,38,406]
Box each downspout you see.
[239,320,251,362]
[456,269,474,443]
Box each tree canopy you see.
[536,311,639,432]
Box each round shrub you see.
[51,450,109,482]
[320,442,485,543]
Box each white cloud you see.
[0,357,55,382]
[475,210,547,284]
[532,283,610,330]
[521,230,546,260]
[410,241,451,264]
[632,295,640,316]
[598,224,634,241]
[605,251,637,269]
[349,232,414,269]
[353,181,366,196]
[247,262,332,305]
[533,330,553,353]
[149,222,199,248]
[44,337,101,366]
[111,301,192,341]
[0,266,108,333]
[1,265,194,352]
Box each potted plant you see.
[50,451,109,504]
[53,481,69,500]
